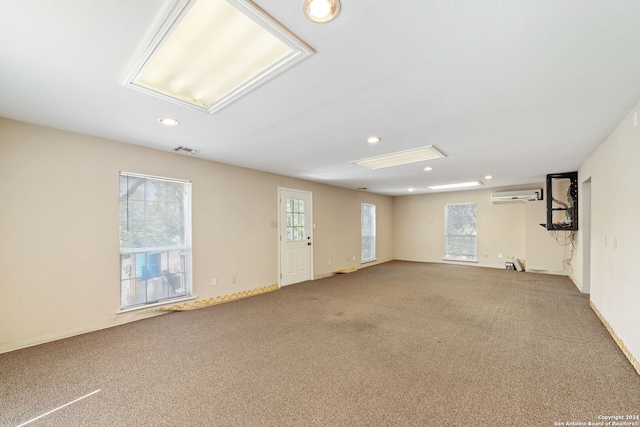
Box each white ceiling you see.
[2,0,640,196]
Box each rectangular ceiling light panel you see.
[352,146,446,170]
[122,0,314,113]
[428,181,483,190]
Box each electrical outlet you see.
[352,255,356,261]
[328,259,332,265]
[211,278,217,286]
[484,253,488,258]
[498,253,503,258]
[232,275,237,284]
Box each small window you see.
[361,203,376,263]
[444,203,476,261]
[286,197,306,241]
[119,173,192,309]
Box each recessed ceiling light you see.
[485,175,493,180]
[122,0,314,114]
[366,136,381,144]
[428,181,483,190]
[303,0,341,23]
[159,117,180,126]
[408,188,415,192]
[424,167,433,171]
[352,145,445,170]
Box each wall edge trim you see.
[590,300,640,377]
[0,309,164,355]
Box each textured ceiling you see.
[2,0,640,195]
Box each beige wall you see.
[524,201,571,272]
[0,118,394,353]
[573,100,640,369]
[4,107,639,370]
[394,188,568,273]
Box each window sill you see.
[361,259,377,264]
[117,295,197,314]
[443,258,478,263]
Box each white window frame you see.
[119,172,193,310]
[444,202,477,261]
[361,203,376,263]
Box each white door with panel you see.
[279,189,313,286]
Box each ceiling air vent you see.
[173,146,199,155]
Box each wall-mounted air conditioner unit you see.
[491,189,542,204]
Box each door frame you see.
[277,187,314,287]
[581,178,592,294]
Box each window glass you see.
[119,173,192,309]
[444,203,476,261]
[286,197,306,241]
[361,203,376,263]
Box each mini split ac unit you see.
[491,189,542,204]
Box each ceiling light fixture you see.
[159,117,180,126]
[428,181,483,190]
[424,167,433,171]
[303,0,341,23]
[352,145,445,170]
[366,136,381,144]
[485,175,493,180]
[122,0,314,114]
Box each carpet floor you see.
[1,261,639,426]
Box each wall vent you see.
[173,146,199,155]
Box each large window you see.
[361,203,376,263]
[444,203,476,261]
[119,173,192,309]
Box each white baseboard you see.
[0,309,165,354]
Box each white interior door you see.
[279,188,313,286]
